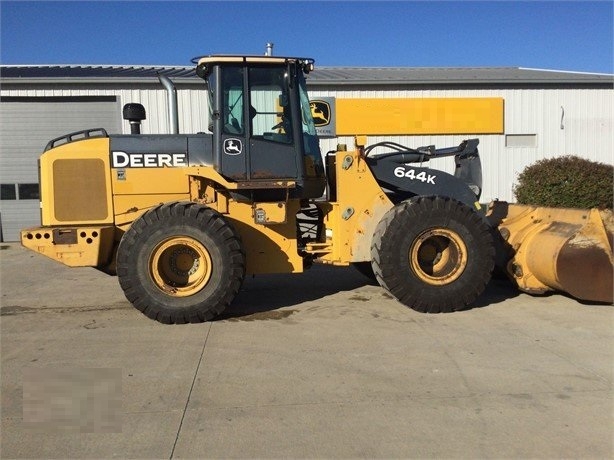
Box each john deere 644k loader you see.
[21,55,612,323]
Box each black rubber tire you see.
[117,202,245,324]
[371,196,495,313]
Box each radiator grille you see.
[53,159,108,221]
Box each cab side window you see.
[249,67,292,144]
[222,67,244,135]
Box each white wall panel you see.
[2,84,612,204]
[310,87,613,202]
[0,86,209,136]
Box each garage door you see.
[0,96,121,241]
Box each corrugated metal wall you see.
[1,85,209,135]
[0,98,121,241]
[310,87,613,202]
[1,84,612,203]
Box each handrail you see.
[44,128,108,151]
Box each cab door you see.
[247,66,299,180]
[213,64,300,182]
[213,65,248,181]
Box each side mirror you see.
[195,64,208,79]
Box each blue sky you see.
[1,1,612,73]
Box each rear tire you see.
[371,196,495,313]
[117,202,245,323]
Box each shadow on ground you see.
[217,264,369,320]
[218,264,521,320]
[470,276,521,309]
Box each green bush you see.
[513,155,613,209]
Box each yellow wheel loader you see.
[20,55,613,323]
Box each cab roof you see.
[193,55,314,66]
[194,55,315,78]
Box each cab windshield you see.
[298,71,322,165]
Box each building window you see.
[506,134,537,148]
[1,184,17,200]
[0,184,40,200]
[18,183,40,200]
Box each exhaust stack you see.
[157,73,179,134]
[265,42,274,56]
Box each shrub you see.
[513,155,613,209]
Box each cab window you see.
[221,66,244,135]
[249,67,292,144]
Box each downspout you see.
[157,73,179,134]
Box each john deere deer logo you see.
[310,101,331,127]
[224,138,242,155]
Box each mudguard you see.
[365,139,482,209]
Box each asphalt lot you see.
[1,242,612,459]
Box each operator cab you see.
[194,55,326,199]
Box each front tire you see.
[371,196,495,313]
[117,202,245,323]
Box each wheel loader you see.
[20,55,613,323]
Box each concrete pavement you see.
[1,242,612,458]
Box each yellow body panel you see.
[336,97,504,135]
[224,199,304,275]
[21,226,115,267]
[39,137,114,226]
[307,139,394,265]
[113,193,191,228]
[111,166,191,226]
[111,167,190,195]
[252,201,289,224]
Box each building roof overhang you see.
[1,64,612,88]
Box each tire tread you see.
[117,201,245,323]
[371,196,495,313]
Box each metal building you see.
[1,64,612,241]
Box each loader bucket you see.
[487,202,613,304]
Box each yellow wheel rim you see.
[409,228,467,285]
[149,237,212,297]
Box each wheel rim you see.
[409,228,467,285]
[149,237,212,297]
